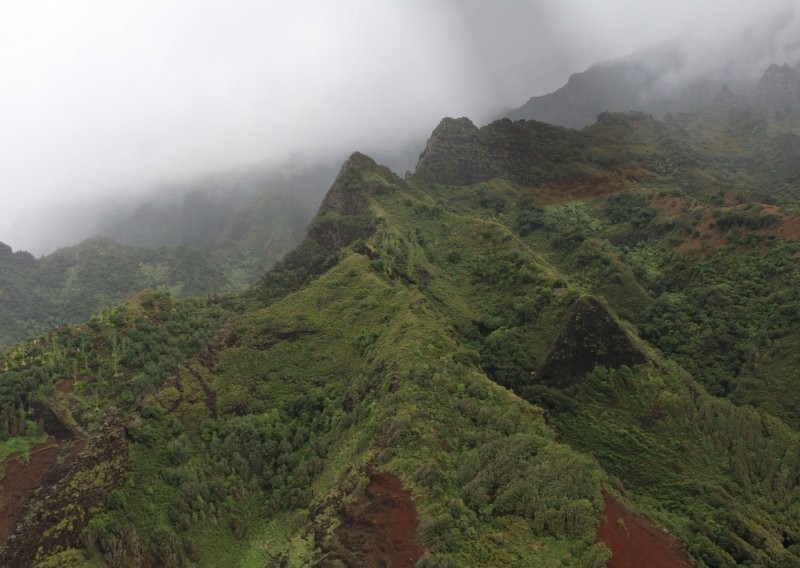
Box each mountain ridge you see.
[506,53,798,129]
[3,79,800,565]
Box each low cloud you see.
[1,1,798,252]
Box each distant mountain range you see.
[506,44,800,128]
[0,163,338,348]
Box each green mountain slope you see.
[0,188,315,350]
[0,238,229,349]
[2,100,800,566]
[93,177,318,290]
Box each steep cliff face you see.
[756,63,800,113]
[0,242,35,267]
[413,117,494,186]
[537,297,648,389]
[414,117,585,186]
[254,152,406,302]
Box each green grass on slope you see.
[383,170,800,566]
[1,158,612,567]
[547,363,800,567]
[65,255,609,566]
[7,109,800,566]
[0,238,230,350]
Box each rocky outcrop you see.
[756,63,800,114]
[0,242,36,267]
[414,118,494,186]
[414,117,585,187]
[308,152,403,249]
[254,152,405,301]
[317,151,404,217]
[537,297,647,388]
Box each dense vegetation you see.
[0,238,231,349]
[0,187,315,349]
[3,90,800,566]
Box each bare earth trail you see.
[597,491,694,568]
[329,472,425,567]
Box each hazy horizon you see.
[3,0,800,254]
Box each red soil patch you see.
[597,491,693,568]
[675,201,800,254]
[56,377,75,395]
[0,433,86,544]
[0,439,60,541]
[330,472,424,567]
[778,213,800,240]
[754,204,800,240]
[679,210,728,252]
[533,167,656,205]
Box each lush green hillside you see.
[0,188,316,350]
[2,99,800,566]
[0,238,231,349]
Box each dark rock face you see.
[769,133,800,182]
[756,64,800,113]
[414,117,584,187]
[537,297,647,389]
[414,117,494,186]
[0,242,36,267]
[318,151,404,217]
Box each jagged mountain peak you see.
[414,115,582,187]
[757,62,800,111]
[318,151,405,217]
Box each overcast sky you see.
[2,0,800,251]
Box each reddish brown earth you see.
[775,210,800,240]
[0,380,87,545]
[0,439,60,540]
[537,169,651,205]
[597,491,693,568]
[328,472,424,567]
[56,376,75,395]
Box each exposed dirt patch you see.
[777,211,800,241]
[537,297,647,388]
[0,411,127,567]
[676,202,800,254]
[56,377,75,395]
[535,168,651,205]
[597,491,693,568]
[324,472,424,567]
[0,439,60,541]
[678,209,727,253]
